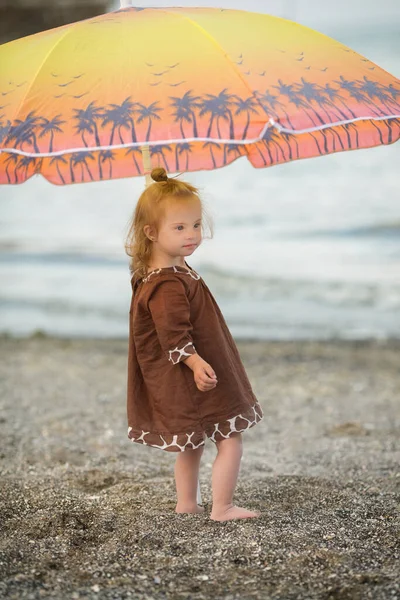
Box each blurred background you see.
[1,0,399,341]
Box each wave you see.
[0,249,126,267]
[1,261,399,339]
[293,220,400,239]
[183,264,400,310]
[0,252,399,310]
[0,296,123,319]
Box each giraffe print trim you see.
[127,401,264,453]
[127,427,206,452]
[142,268,163,283]
[142,265,201,283]
[169,342,197,364]
[206,404,263,443]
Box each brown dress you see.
[127,260,264,452]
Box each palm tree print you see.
[170,91,202,138]
[202,141,221,168]
[49,155,67,184]
[68,151,94,182]
[39,115,65,152]
[294,78,338,152]
[5,111,43,153]
[254,89,281,121]
[170,103,193,140]
[101,104,131,145]
[357,77,392,114]
[100,150,116,179]
[334,77,394,144]
[18,156,37,180]
[295,78,330,124]
[136,101,162,142]
[74,118,94,147]
[199,89,239,139]
[124,147,141,176]
[271,81,299,128]
[317,83,356,147]
[334,76,381,117]
[279,131,295,160]
[115,97,140,143]
[227,144,245,160]
[232,95,260,139]
[198,96,220,137]
[13,155,26,182]
[0,118,11,144]
[262,127,286,163]
[73,102,104,146]
[150,144,172,171]
[177,142,194,170]
[385,84,400,107]
[4,152,19,183]
[73,102,104,178]
[71,152,95,182]
[357,77,397,142]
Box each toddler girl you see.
[125,167,264,522]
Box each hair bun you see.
[151,167,168,182]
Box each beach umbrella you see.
[0,3,399,187]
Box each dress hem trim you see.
[127,401,263,452]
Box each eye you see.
[194,223,201,228]
[176,225,184,230]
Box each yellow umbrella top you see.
[0,6,399,184]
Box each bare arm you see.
[183,353,218,392]
[183,353,201,371]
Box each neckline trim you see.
[148,260,192,273]
[133,261,200,283]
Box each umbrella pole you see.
[140,144,153,189]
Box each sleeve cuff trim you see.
[168,342,196,364]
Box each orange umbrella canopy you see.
[0,6,399,185]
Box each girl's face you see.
[156,198,203,258]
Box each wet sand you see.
[0,334,399,599]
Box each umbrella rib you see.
[6,24,75,125]
[269,113,400,135]
[174,10,273,124]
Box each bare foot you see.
[175,504,205,514]
[210,505,260,521]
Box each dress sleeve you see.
[147,278,197,365]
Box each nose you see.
[185,228,201,245]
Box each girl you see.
[124,167,264,522]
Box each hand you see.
[192,357,218,392]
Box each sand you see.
[0,333,399,599]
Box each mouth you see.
[183,244,196,248]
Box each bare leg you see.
[210,432,260,521]
[174,445,205,514]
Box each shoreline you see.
[2,329,400,343]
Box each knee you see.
[216,432,243,455]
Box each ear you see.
[143,225,156,241]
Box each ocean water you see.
[0,26,399,341]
